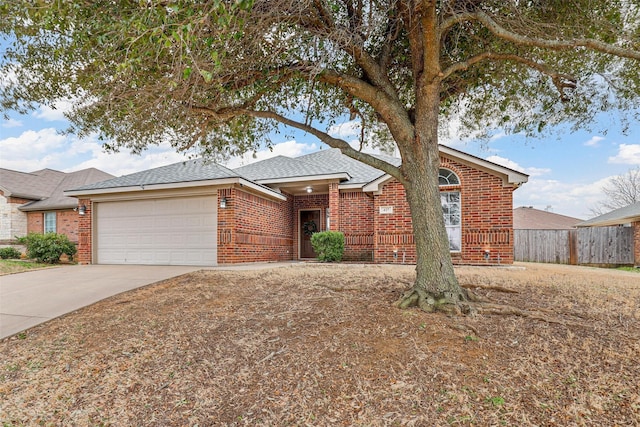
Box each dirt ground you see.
[1,262,639,426]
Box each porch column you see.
[328,182,340,231]
[77,198,92,264]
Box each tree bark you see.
[395,0,468,312]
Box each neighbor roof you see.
[0,167,114,211]
[513,206,583,230]
[577,202,640,227]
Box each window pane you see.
[44,212,56,233]
[440,191,461,251]
[438,168,460,186]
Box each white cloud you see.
[514,175,612,219]
[486,155,523,172]
[32,99,77,122]
[608,144,640,165]
[0,128,69,171]
[2,118,23,128]
[224,140,318,169]
[69,140,190,177]
[485,155,551,177]
[584,136,604,147]
[328,120,361,139]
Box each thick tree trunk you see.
[396,106,469,312]
[396,2,468,312]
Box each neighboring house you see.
[577,202,640,267]
[514,206,583,230]
[0,168,114,243]
[65,146,528,266]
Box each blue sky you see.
[1,97,638,220]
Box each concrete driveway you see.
[0,265,200,339]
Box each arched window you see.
[439,168,460,186]
[438,168,461,251]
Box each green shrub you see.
[310,231,345,262]
[0,247,22,259]
[17,233,77,264]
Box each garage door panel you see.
[96,196,217,266]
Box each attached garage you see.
[95,196,218,266]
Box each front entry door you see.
[300,210,321,259]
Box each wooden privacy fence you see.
[514,226,635,265]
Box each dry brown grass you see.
[1,262,639,426]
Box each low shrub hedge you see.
[17,233,77,264]
[0,247,22,260]
[310,231,345,262]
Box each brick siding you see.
[339,191,375,261]
[217,188,295,264]
[26,212,44,235]
[76,199,92,264]
[372,156,515,265]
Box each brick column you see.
[328,182,340,231]
[634,221,640,267]
[76,199,92,264]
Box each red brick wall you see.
[27,212,44,234]
[374,180,416,264]
[27,210,80,243]
[217,188,295,264]
[339,191,375,261]
[372,157,515,265]
[76,200,92,264]
[57,210,80,243]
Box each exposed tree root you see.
[397,288,594,329]
[461,283,519,294]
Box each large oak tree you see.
[2,1,639,312]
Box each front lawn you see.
[1,263,638,426]
[0,259,55,275]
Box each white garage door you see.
[96,196,217,266]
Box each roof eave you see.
[439,145,529,186]
[255,172,351,185]
[64,177,287,201]
[576,216,640,227]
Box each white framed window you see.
[44,212,56,233]
[439,168,460,186]
[438,168,461,252]
[441,192,461,252]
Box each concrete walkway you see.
[0,263,295,339]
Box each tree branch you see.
[190,104,404,182]
[441,10,640,60]
[442,52,577,101]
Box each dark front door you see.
[300,210,320,258]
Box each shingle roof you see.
[234,155,345,181]
[577,202,640,227]
[0,167,114,210]
[69,158,240,191]
[0,168,65,200]
[296,148,401,184]
[513,206,583,230]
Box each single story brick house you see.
[0,167,114,243]
[65,146,528,266]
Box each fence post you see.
[568,229,578,265]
